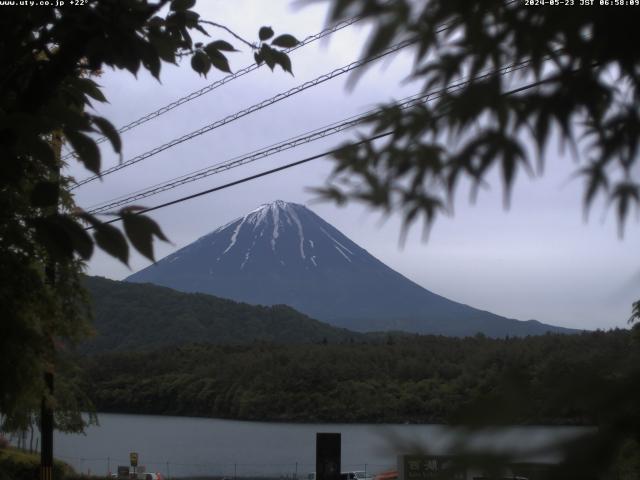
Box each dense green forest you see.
[77,328,639,425]
[81,276,364,353]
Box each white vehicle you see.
[352,472,371,479]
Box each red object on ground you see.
[374,471,398,480]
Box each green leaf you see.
[191,50,211,77]
[121,210,170,262]
[271,34,299,49]
[120,48,142,76]
[259,26,274,41]
[150,33,177,64]
[61,80,89,109]
[64,129,100,175]
[579,161,608,215]
[259,44,276,70]
[610,182,640,237]
[204,47,231,73]
[44,100,91,131]
[194,23,210,37]
[180,25,193,50]
[71,77,107,103]
[93,222,129,265]
[356,22,398,86]
[254,51,263,66]
[272,50,293,75]
[19,136,56,167]
[170,0,195,11]
[91,116,121,155]
[77,211,99,228]
[183,10,200,27]
[629,300,640,324]
[31,217,74,260]
[57,215,94,260]
[148,15,164,30]
[30,181,59,208]
[30,214,94,260]
[207,40,237,52]
[138,40,162,79]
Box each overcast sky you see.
[67,0,639,331]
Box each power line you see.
[85,57,537,214]
[71,37,418,191]
[85,100,416,213]
[60,15,364,163]
[84,131,394,230]
[84,66,577,231]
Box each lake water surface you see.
[54,413,589,478]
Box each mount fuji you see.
[126,200,574,336]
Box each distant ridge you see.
[127,200,577,337]
[81,275,363,353]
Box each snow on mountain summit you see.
[127,201,574,337]
[188,200,362,272]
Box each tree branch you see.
[199,20,257,49]
[629,300,640,324]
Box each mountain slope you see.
[81,276,363,353]
[126,200,576,337]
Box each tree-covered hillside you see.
[79,328,639,425]
[81,276,364,353]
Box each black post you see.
[40,130,61,480]
[316,433,341,480]
[40,369,54,480]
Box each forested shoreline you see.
[77,328,639,425]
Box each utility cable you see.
[84,131,394,229]
[85,103,415,213]
[61,15,364,163]
[71,37,419,190]
[85,56,537,214]
[84,64,584,231]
